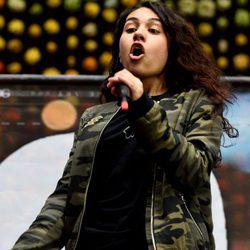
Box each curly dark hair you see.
[99,0,238,139]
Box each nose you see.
[133,27,145,41]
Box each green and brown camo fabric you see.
[12,88,222,250]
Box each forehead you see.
[126,7,160,22]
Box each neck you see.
[142,76,168,96]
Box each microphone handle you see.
[118,85,130,111]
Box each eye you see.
[126,27,137,33]
[148,28,160,34]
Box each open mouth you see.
[132,47,143,56]
[130,44,144,57]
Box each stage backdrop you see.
[0,0,249,76]
[0,76,249,250]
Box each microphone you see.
[117,85,130,111]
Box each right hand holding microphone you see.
[107,69,144,110]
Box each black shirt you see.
[77,93,170,249]
[77,109,151,250]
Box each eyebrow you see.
[125,17,161,23]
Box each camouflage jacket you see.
[12,88,222,250]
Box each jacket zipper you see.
[179,193,205,242]
[150,178,205,249]
[150,165,157,250]
[73,107,121,249]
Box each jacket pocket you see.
[178,193,210,250]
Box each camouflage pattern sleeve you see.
[133,89,223,190]
[11,132,79,250]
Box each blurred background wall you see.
[0,0,249,75]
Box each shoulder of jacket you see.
[181,88,207,99]
[178,89,211,108]
[84,101,118,114]
[159,88,209,108]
